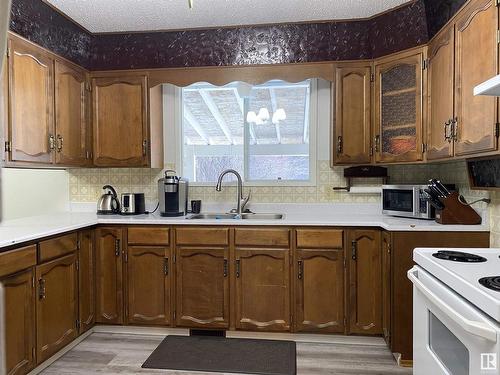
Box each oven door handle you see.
[408,267,498,343]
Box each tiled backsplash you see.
[69,159,499,246]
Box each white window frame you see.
[172,79,319,187]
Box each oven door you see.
[382,187,416,217]
[409,266,500,375]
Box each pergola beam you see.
[269,88,282,144]
[199,90,234,144]
[184,106,210,145]
[232,88,257,144]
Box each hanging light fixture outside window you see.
[247,107,286,125]
[272,108,287,124]
[188,0,194,9]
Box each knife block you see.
[435,192,482,225]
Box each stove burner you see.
[479,277,500,292]
[432,250,487,263]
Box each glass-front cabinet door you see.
[374,51,424,163]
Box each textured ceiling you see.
[45,0,413,33]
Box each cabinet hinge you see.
[422,58,429,70]
[343,317,347,327]
[32,277,35,288]
[422,143,427,153]
[75,259,80,271]
[388,243,391,254]
[76,319,81,330]
[370,73,375,83]
[77,239,81,250]
[496,123,500,138]
[4,141,11,153]
[173,310,176,320]
[343,257,346,269]
[6,47,10,58]
[173,254,176,264]
[86,82,92,92]
[497,30,500,44]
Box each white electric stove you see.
[410,248,500,375]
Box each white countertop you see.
[0,203,489,249]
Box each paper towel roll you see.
[349,187,382,194]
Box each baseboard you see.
[27,330,93,375]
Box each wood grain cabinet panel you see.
[7,36,54,164]
[234,248,290,332]
[374,51,424,163]
[95,227,124,325]
[454,0,499,156]
[333,64,372,165]
[296,229,343,249]
[2,268,36,375]
[0,245,36,278]
[175,227,229,246]
[347,229,382,335]
[78,230,95,334]
[175,246,229,328]
[35,254,78,363]
[234,228,289,247]
[427,25,455,160]
[381,231,392,345]
[54,60,89,166]
[126,246,171,326]
[92,75,148,167]
[295,249,344,333]
[128,227,169,246]
[38,232,78,263]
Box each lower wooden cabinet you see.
[35,254,78,363]
[126,246,171,325]
[234,248,290,332]
[2,268,36,375]
[347,229,382,335]
[78,230,95,334]
[382,231,392,345]
[175,246,229,328]
[294,249,345,333]
[95,227,124,324]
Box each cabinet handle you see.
[223,259,228,277]
[56,135,63,152]
[114,239,121,257]
[164,258,169,276]
[351,240,357,261]
[38,279,46,300]
[444,119,451,142]
[374,135,380,153]
[337,136,343,154]
[235,259,241,278]
[142,140,148,156]
[48,135,56,151]
[298,260,303,279]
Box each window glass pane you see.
[181,80,312,183]
[246,80,311,181]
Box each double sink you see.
[187,213,283,220]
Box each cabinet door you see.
[78,230,95,334]
[95,227,124,324]
[7,37,54,164]
[2,269,36,375]
[54,60,89,166]
[427,26,455,160]
[175,247,229,328]
[234,248,290,332]
[295,249,344,333]
[126,246,171,326]
[36,254,78,363]
[348,230,382,335]
[333,65,372,164]
[92,76,148,167]
[454,0,499,156]
[374,52,424,163]
[381,231,392,345]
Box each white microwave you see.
[382,185,434,220]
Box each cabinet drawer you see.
[0,245,37,278]
[175,228,229,246]
[235,228,290,247]
[39,233,78,263]
[296,229,344,249]
[128,227,169,245]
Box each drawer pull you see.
[235,259,241,278]
[38,279,46,300]
[164,258,169,276]
[223,259,228,277]
[351,240,357,261]
[114,239,121,257]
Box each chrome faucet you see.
[215,169,251,216]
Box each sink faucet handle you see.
[241,189,251,211]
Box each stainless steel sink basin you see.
[187,213,284,220]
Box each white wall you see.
[1,168,69,220]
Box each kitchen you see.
[0,0,499,374]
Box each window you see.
[181,79,315,184]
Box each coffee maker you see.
[158,170,189,216]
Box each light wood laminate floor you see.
[40,333,413,375]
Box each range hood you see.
[474,74,500,96]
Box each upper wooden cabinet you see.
[5,34,91,168]
[347,229,382,335]
[454,0,498,156]
[7,36,54,164]
[54,60,91,166]
[374,49,425,163]
[427,25,456,160]
[333,63,372,165]
[91,76,163,168]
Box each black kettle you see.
[97,185,120,214]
